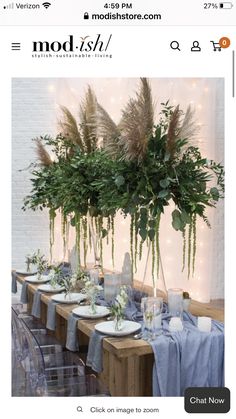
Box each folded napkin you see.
[20,281,29,304]
[11,271,17,294]
[46,300,58,330]
[125,300,143,321]
[96,290,111,307]
[86,330,106,374]
[66,313,80,351]
[59,262,72,276]
[31,290,42,318]
[125,289,148,321]
[151,313,224,397]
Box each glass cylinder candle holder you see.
[104,272,121,302]
[168,288,183,318]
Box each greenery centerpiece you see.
[25,249,48,278]
[23,79,224,294]
[110,286,128,331]
[81,276,103,315]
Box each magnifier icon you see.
[170,41,181,51]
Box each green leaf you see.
[148,219,156,229]
[172,209,181,220]
[70,217,76,227]
[102,228,108,238]
[158,189,169,198]
[139,227,147,241]
[164,152,171,162]
[172,218,181,231]
[210,187,219,201]
[180,210,191,224]
[148,229,155,241]
[159,178,170,188]
[172,209,185,231]
[115,175,125,188]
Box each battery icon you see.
[219,2,233,8]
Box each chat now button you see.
[185,387,230,413]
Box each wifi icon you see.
[42,2,51,8]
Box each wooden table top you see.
[16,274,224,359]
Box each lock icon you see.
[84,12,89,20]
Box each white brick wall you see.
[12,78,57,267]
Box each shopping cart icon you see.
[210,41,222,51]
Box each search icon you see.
[77,406,83,413]
[170,41,181,51]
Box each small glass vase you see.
[114,314,124,331]
[88,292,97,315]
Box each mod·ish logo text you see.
[32,34,112,53]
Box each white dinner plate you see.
[37,284,65,293]
[95,320,141,337]
[25,274,50,284]
[72,305,110,319]
[51,293,87,304]
[14,268,38,276]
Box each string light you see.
[48,84,55,92]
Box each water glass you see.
[141,297,148,339]
[143,297,163,341]
[168,288,183,318]
[89,268,99,285]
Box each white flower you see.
[116,294,125,308]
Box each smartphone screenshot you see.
[1,0,235,417]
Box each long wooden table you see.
[15,275,224,397]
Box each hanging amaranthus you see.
[106,216,110,246]
[130,214,134,278]
[134,212,138,273]
[82,216,88,267]
[187,217,193,279]
[192,213,197,276]
[111,215,115,269]
[182,228,186,272]
[139,240,143,261]
[49,208,56,262]
[61,211,69,260]
[151,237,155,280]
[98,216,103,268]
[88,223,92,252]
[75,213,81,267]
[155,214,161,278]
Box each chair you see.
[12,304,63,349]
[11,309,109,396]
